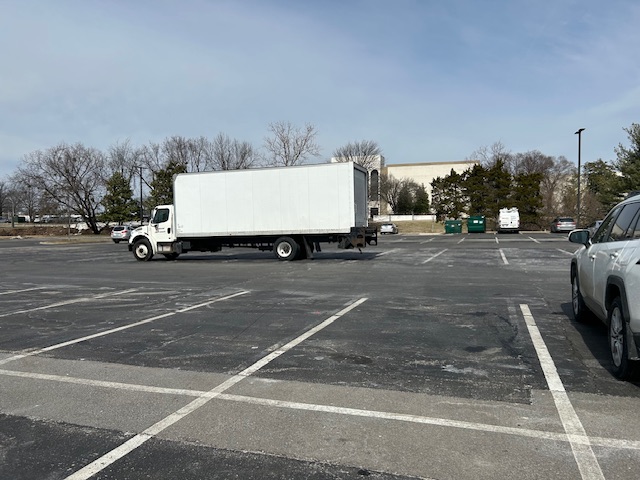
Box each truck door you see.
[150,207,175,244]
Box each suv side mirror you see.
[568,229,590,246]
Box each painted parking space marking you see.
[528,236,540,244]
[421,249,447,264]
[419,238,434,244]
[3,364,640,454]
[0,291,250,366]
[63,297,368,480]
[457,236,466,244]
[520,304,604,480]
[0,288,139,319]
[499,249,509,265]
[376,248,402,257]
[557,248,575,255]
[0,286,47,296]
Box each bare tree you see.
[19,143,107,233]
[186,136,213,173]
[263,121,321,166]
[332,140,382,170]
[467,141,513,171]
[539,155,575,221]
[512,150,555,176]
[212,133,259,170]
[106,139,142,184]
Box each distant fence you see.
[373,214,436,222]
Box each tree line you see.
[1,121,638,233]
[381,123,639,229]
[0,123,382,233]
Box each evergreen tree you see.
[462,164,490,216]
[102,172,138,223]
[413,184,430,214]
[512,172,543,227]
[148,159,187,207]
[396,183,414,214]
[615,123,640,195]
[485,160,513,217]
[584,159,620,214]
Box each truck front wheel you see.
[274,237,299,261]
[133,239,154,261]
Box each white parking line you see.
[0,288,139,319]
[64,297,368,480]
[421,249,447,264]
[457,236,466,244]
[376,248,402,257]
[557,248,575,255]
[0,291,250,366]
[495,236,499,244]
[528,236,540,244]
[520,304,605,480]
[3,367,639,453]
[419,238,434,244]
[0,286,47,296]
[499,249,509,265]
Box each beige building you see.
[331,156,478,216]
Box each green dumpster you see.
[467,215,486,233]
[444,220,462,234]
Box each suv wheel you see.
[571,270,590,323]
[608,297,637,380]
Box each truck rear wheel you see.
[274,237,299,261]
[133,239,154,261]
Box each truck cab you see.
[129,205,179,261]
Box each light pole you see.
[575,128,585,227]
[134,165,144,225]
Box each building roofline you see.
[386,160,479,168]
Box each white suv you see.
[569,194,640,380]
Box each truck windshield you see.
[152,208,170,224]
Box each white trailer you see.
[128,162,375,261]
[497,207,520,233]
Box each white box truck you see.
[128,162,376,261]
[497,207,520,233]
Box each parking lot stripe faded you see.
[520,304,605,480]
[0,291,250,367]
[64,297,368,480]
[0,288,139,319]
[3,367,640,453]
[499,249,509,265]
[0,286,47,296]
[421,249,447,264]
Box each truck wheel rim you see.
[277,243,291,257]
[136,244,148,257]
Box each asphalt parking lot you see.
[1,232,639,480]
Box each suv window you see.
[609,202,640,241]
[592,206,621,244]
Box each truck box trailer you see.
[128,162,376,261]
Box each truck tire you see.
[274,237,299,261]
[132,239,154,262]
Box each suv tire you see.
[609,297,637,380]
[571,270,590,323]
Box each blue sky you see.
[1,0,639,179]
